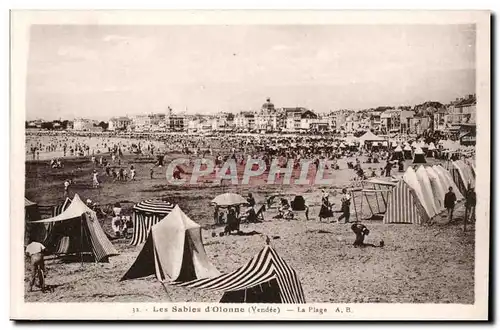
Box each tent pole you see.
[374,184,381,214]
[80,214,84,267]
[352,189,359,222]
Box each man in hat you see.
[444,186,457,223]
[338,188,351,223]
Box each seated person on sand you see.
[224,207,241,235]
[277,198,294,219]
[112,216,123,238]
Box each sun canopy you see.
[211,193,248,206]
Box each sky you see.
[26,24,476,120]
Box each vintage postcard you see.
[10,10,490,320]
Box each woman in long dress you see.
[318,190,332,222]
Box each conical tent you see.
[383,180,428,225]
[412,147,427,164]
[130,200,175,246]
[450,160,475,195]
[403,145,413,160]
[432,165,464,201]
[121,205,220,283]
[403,167,435,219]
[31,194,118,262]
[425,166,446,212]
[173,245,306,303]
[415,166,440,216]
[391,145,403,161]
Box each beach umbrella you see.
[211,193,248,207]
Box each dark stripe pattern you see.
[84,212,119,262]
[130,200,175,246]
[173,246,306,303]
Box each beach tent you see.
[432,165,464,201]
[403,145,413,160]
[173,245,306,303]
[403,167,436,219]
[383,179,429,225]
[415,166,440,215]
[425,166,447,211]
[450,160,475,195]
[358,131,385,146]
[24,198,41,245]
[121,205,220,283]
[31,194,118,262]
[411,141,418,148]
[412,147,426,164]
[130,199,175,246]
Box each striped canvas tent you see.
[130,200,175,246]
[32,194,118,262]
[173,245,306,303]
[28,197,72,245]
[383,180,428,225]
[450,160,475,195]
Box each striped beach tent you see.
[450,160,475,195]
[130,199,175,246]
[383,180,428,225]
[403,167,435,219]
[173,245,306,303]
[31,194,118,262]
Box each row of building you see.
[28,94,476,137]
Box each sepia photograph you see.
[10,10,490,320]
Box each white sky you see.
[26,24,476,120]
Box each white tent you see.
[432,165,464,201]
[413,146,427,164]
[425,166,447,211]
[121,205,220,283]
[415,166,440,216]
[357,131,385,145]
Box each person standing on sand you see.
[25,240,46,292]
[465,186,476,223]
[444,186,457,223]
[319,189,333,222]
[63,179,70,197]
[150,166,154,179]
[337,188,351,224]
[130,165,136,181]
[92,170,99,188]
